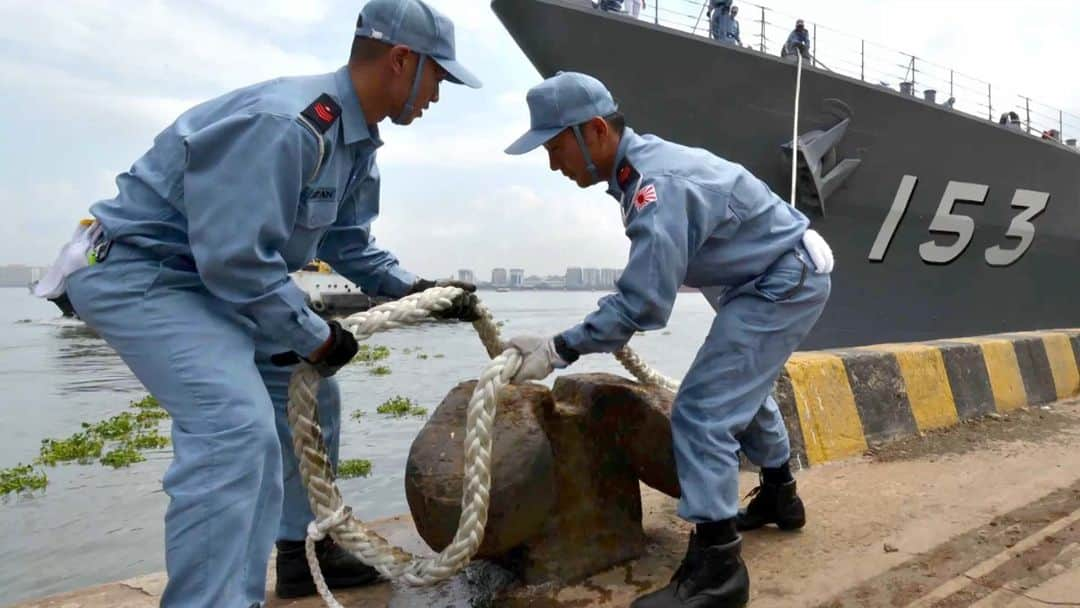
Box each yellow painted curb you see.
[864,344,959,431]
[785,352,867,465]
[1038,332,1080,399]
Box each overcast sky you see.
[1,0,1076,278]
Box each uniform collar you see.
[334,66,383,148]
[606,127,639,198]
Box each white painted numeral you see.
[918,181,988,265]
[868,175,917,262]
[984,190,1049,267]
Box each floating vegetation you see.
[1,464,48,497]
[100,445,146,468]
[8,394,172,493]
[662,331,672,335]
[416,353,429,360]
[126,430,170,451]
[353,344,390,365]
[338,459,372,479]
[130,395,162,410]
[350,409,365,422]
[37,432,104,466]
[370,365,392,376]
[376,396,427,418]
[433,354,445,359]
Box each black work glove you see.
[408,278,477,294]
[270,320,359,378]
[408,278,481,322]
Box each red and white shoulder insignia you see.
[633,183,658,210]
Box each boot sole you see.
[737,516,806,531]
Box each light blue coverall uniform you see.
[558,128,830,523]
[727,16,741,45]
[709,0,733,42]
[66,65,416,607]
[783,28,811,59]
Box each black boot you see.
[275,537,380,599]
[631,532,749,608]
[736,475,806,532]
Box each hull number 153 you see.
[868,175,1049,266]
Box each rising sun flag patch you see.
[634,184,658,210]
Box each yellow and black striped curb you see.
[774,329,1080,467]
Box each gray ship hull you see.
[492,0,1079,349]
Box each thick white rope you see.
[286,286,676,606]
[790,50,804,208]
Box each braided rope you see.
[285,286,677,605]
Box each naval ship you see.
[492,0,1080,349]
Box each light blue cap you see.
[505,72,618,155]
[355,0,481,89]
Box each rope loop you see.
[285,286,677,605]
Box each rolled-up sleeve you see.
[183,112,329,355]
[318,161,416,298]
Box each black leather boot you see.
[736,476,806,531]
[630,533,750,608]
[275,537,380,599]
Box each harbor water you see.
[0,287,716,604]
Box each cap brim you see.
[504,126,565,155]
[432,56,482,89]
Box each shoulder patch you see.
[633,183,658,210]
[300,94,341,134]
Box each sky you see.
[1,0,1077,279]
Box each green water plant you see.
[100,445,145,468]
[370,365,392,376]
[337,459,372,479]
[375,396,427,418]
[1,464,47,496]
[353,344,391,365]
[37,432,104,466]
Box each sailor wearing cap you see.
[782,19,812,60]
[502,72,833,608]
[62,1,480,605]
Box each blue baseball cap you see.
[356,0,481,89]
[505,72,618,155]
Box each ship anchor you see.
[782,111,861,216]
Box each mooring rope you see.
[286,285,677,605]
[790,49,804,209]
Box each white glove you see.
[506,334,568,383]
[801,229,834,274]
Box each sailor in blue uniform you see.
[782,19,812,60]
[708,0,733,42]
[727,5,742,46]
[503,72,833,608]
[62,1,480,606]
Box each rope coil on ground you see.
[285,286,678,605]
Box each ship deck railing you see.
[620,0,1080,151]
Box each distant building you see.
[509,268,525,287]
[457,269,476,284]
[491,268,508,286]
[565,267,584,289]
[600,268,618,288]
[583,267,601,288]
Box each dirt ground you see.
[12,397,1080,608]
